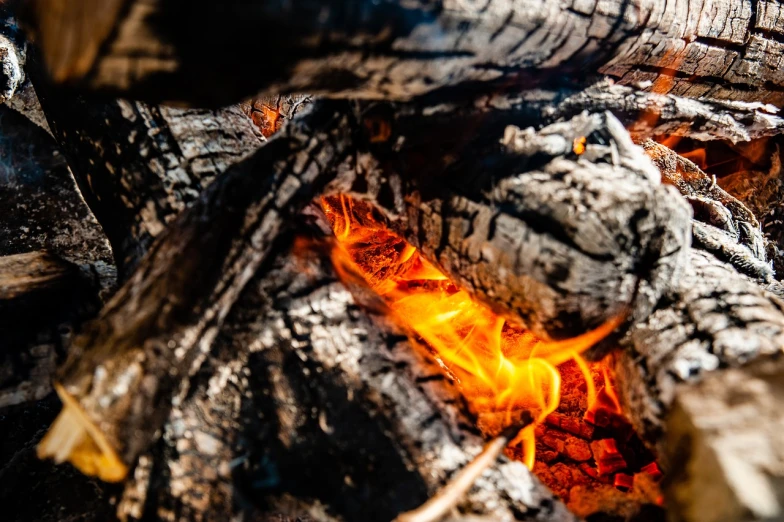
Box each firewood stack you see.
[2,1,784,521]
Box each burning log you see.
[328,107,692,340]
[20,0,784,109]
[117,218,579,522]
[36,100,355,481]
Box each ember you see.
[321,194,664,517]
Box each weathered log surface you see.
[37,100,356,480]
[0,103,111,408]
[21,0,784,107]
[615,249,784,448]
[116,217,579,522]
[554,80,784,144]
[665,356,784,522]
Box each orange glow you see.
[321,195,623,468]
[584,361,624,427]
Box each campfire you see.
[320,194,662,518]
[3,2,784,522]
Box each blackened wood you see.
[640,139,772,279]
[32,70,265,277]
[0,103,111,408]
[38,100,355,478]
[21,0,784,107]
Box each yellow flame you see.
[321,195,621,467]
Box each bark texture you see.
[32,74,266,275]
[615,249,784,448]
[21,0,784,107]
[329,106,692,341]
[40,100,355,475]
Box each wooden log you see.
[614,249,784,448]
[20,0,784,107]
[0,101,112,409]
[118,217,580,522]
[328,106,692,341]
[0,251,80,302]
[664,356,784,522]
[36,100,355,481]
[666,358,784,522]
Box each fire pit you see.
[3,1,784,522]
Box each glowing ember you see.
[320,195,623,468]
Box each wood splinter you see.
[394,416,533,522]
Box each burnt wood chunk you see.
[117,220,579,522]
[615,249,784,448]
[329,107,692,341]
[32,73,266,276]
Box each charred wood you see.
[36,100,355,481]
[329,107,692,341]
[31,71,265,276]
[113,219,578,522]
[615,249,784,449]
[20,0,784,108]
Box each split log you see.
[118,217,579,522]
[20,0,784,108]
[36,100,355,481]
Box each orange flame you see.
[321,195,623,468]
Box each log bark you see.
[36,100,355,480]
[614,249,784,448]
[328,106,692,341]
[118,218,579,522]
[20,0,784,108]
[31,70,266,276]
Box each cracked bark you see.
[21,0,784,107]
[328,107,692,341]
[31,70,266,277]
[38,100,355,477]
[614,248,784,453]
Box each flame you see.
[321,195,623,467]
